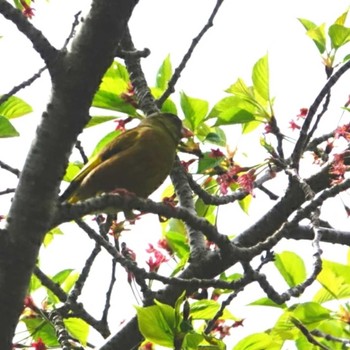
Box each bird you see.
[60,112,184,204]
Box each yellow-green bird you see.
[60,113,184,204]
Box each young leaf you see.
[64,318,89,346]
[292,302,331,325]
[252,54,270,102]
[151,87,177,114]
[328,24,350,49]
[208,96,256,126]
[85,115,118,128]
[0,95,32,119]
[156,55,172,90]
[136,303,175,347]
[298,18,326,54]
[180,92,208,131]
[190,299,237,320]
[335,9,349,25]
[238,194,252,214]
[0,116,19,137]
[233,332,279,350]
[274,251,306,287]
[92,91,137,115]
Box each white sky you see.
[1,0,350,348]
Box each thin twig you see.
[63,11,82,49]
[292,59,350,168]
[0,66,47,106]
[157,0,225,107]
[0,160,20,177]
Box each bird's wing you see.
[60,127,146,202]
[73,128,145,183]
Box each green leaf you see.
[190,300,236,321]
[313,260,350,303]
[226,78,252,98]
[163,219,189,259]
[298,19,326,54]
[170,254,189,277]
[0,116,19,137]
[233,332,279,350]
[43,227,63,247]
[99,61,130,94]
[238,194,252,214]
[92,90,137,115]
[48,270,79,304]
[136,304,175,347]
[329,24,350,49]
[180,92,208,131]
[335,9,349,25]
[203,127,227,146]
[209,96,256,126]
[64,318,89,346]
[29,273,42,292]
[274,251,306,287]
[151,87,177,114]
[86,115,118,128]
[22,317,59,346]
[252,54,270,101]
[292,302,331,325]
[0,95,32,119]
[63,162,83,182]
[225,78,271,121]
[271,310,298,340]
[298,18,318,31]
[196,152,225,174]
[195,198,216,224]
[182,332,204,350]
[156,55,172,90]
[249,297,286,309]
[174,291,187,328]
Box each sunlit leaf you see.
[329,24,350,49]
[233,332,280,350]
[249,297,286,309]
[180,92,208,131]
[64,318,89,346]
[274,251,306,287]
[151,87,177,114]
[238,194,252,214]
[313,260,350,303]
[86,115,118,128]
[335,9,349,25]
[292,302,331,325]
[43,227,64,247]
[252,54,270,101]
[156,55,172,90]
[63,162,83,182]
[190,299,237,320]
[0,95,32,119]
[298,18,326,53]
[92,91,137,115]
[136,303,175,347]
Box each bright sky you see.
[1,0,350,348]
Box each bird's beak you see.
[181,127,194,139]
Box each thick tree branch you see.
[0,0,58,66]
[0,0,139,347]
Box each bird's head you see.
[143,113,192,144]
